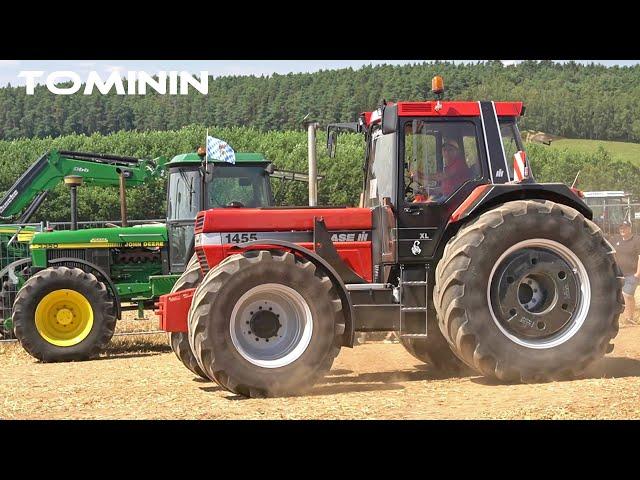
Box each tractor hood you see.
[198,207,372,233]
[30,224,168,249]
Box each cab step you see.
[401,306,427,312]
[400,334,428,339]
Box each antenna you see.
[571,171,581,189]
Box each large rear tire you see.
[13,267,116,362]
[168,254,207,379]
[434,200,623,382]
[188,251,344,397]
[397,318,468,375]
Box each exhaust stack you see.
[304,120,320,206]
[118,169,129,227]
[64,175,83,230]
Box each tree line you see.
[0,125,637,223]
[2,61,640,142]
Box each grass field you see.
[548,138,640,164]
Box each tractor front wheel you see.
[168,254,207,379]
[13,267,116,362]
[188,251,344,397]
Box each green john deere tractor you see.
[0,149,168,339]
[5,147,315,362]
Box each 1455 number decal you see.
[224,233,258,243]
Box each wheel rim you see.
[35,289,94,347]
[487,239,590,349]
[229,283,313,368]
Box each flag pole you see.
[205,128,209,163]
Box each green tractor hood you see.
[30,224,168,249]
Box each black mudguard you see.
[451,182,592,224]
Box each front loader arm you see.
[0,149,167,221]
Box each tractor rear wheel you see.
[188,250,344,397]
[168,254,207,380]
[397,317,468,375]
[434,200,623,382]
[13,267,116,362]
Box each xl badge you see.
[411,240,422,256]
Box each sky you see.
[0,60,638,88]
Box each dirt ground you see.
[2,311,640,419]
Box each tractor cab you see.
[327,79,538,277]
[165,151,274,272]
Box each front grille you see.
[195,212,205,234]
[195,246,209,272]
[47,249,86,262]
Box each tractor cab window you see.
[404,121,481,204]
[206,165,271,208]
[364,129,396,208]
[168,168,201,221]
[167,167,201,272]
[499,119,525,179]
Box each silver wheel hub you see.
[230,283,313,368]
[488,238,591,349]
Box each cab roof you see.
[363,101,524,127]
[166,152,269,167]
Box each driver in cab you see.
[410,138,472,203]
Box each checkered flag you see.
[206,136,236,164]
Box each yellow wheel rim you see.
[35,289,94,347]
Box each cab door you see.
[396,117,488,262]
[167,167,202,273]
[363,127,398,281]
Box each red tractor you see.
[157,79,623,397]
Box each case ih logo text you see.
[18,71,209,96]
[331,232,369,242]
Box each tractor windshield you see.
[206,165,272,208]
[404,120,482,203]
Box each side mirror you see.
[327,130,338,158]
[265,163,275,174]
[381,104,398,135]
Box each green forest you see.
[0,60,639,222]
[2,61,640,142]
[0,125,638,223]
